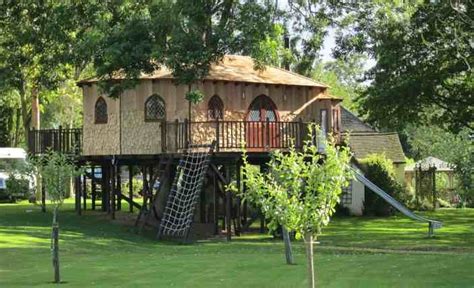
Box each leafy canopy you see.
[93,0,286,98]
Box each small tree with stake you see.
[238,125,352,288]
[33,151,81,284]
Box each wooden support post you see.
[111,163,116,220]
[129,165,133,213]
[82,174,87,211]
[213,172,218,235]
[91,166,96,210]
[75,176,81,216]
[102,165,109,213]
[235,162,242,236]
[225,166,232,241]
[242,173,247,227]
[41,176,46,213]
[117,167,122,211]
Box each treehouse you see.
[28,55,344,241]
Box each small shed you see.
[405,156,456,190]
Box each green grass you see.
[0,202,473,287]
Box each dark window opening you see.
[95,97,108,124]
[208,95,224,120]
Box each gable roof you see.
[348,132,406,164]
[341,106,375,132]
[405,156,455,172]
[78,55,328,88]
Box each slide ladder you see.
[352,169,442,236]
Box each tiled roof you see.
[348,132,406,163]
[341,106,375,132]
[78,55,328,88]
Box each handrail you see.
[28,127,82,155]
[164,119,316,152]
[27,120,329,155]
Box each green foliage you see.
[92,1,284,97]
[359,153,407,216]
[121,178,144,198]
[311,60,363,111]
[185,89,205,105]
[237,125,353,239]
[339,1,474,132]
[33,151,81,208]
[405,125,473,205]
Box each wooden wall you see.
[82,79,340,156]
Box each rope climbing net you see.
[158,144,214,240]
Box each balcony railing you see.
[28,120,328,155]
[163,119,315,152]
[28,127,82,155]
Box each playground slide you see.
[352,169,442,235]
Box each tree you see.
[331,1,473,132]
[0,1,110,141]
[33,151,82,283]
[238,126,353,288]
[92,0,286,98]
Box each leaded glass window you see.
[145,94,166,121]
[247,95,278,122]
[208,95,224,120]
[95,97,108,124]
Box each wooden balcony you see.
[28,120,330,156]
[164,119,312,152]
[28,127,82,156]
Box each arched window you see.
[95,97,108,124]
[145,94,166,121]
[208,95,224,120]
[246,95,279,122]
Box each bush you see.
[360,154,407,216]
[121,178,144,198]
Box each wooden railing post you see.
[215,118,220,152]
[160,120,167,152]
[298,118,304,150]
[266,118,270,149]
[184,118,189,149]
[174,119,179,151]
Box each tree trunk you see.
[13,108,21,146]
[18,81,29,145]
[282,227,294,265]
[31,86,40,130]
[304,232,315,288]
[52,206,60,283]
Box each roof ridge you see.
[225,54,329,88]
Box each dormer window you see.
[145,94,166,121]
[208,95,224,120]
[94,97,108,124]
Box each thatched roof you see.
[348,132,406,164]
[77,55,328,88]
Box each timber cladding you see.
[81,79,338,156]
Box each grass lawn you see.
[0,201,473,288]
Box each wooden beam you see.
[111,164,116,220]
[128,165,133,213]
[91,166,96,210]
[117,167,122,211]
[225,166,232,241]
[82,174,87,211]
